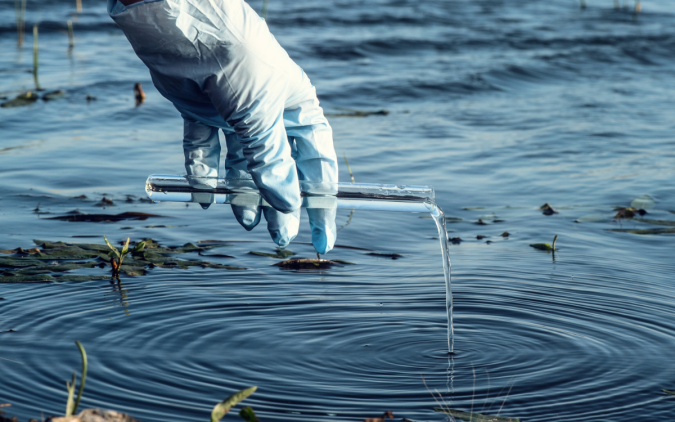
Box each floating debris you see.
[540,203,558,215]
[501,231,510,237]
[615,207,647,219]
[249,248,295,259]
[134,82,146,105]
[476,235,487,240]
[1,91,39,108]
[364,411,394,422]
[96,197,115,207]
[476,219,488,225]
[325,108,389,118]
[450,237,462,244]
[48,212,165,222]
[434,408,520,422]
[366,252,403,259]
[42,90,65,101]
[86,94,97,102]
[274,258,345,270]
[608,228,675,235]
[463,207,485,210]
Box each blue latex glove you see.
[108,0,338,253]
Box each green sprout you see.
[104,236,134,279]
[65,341,87,417]
[211,386,257,422]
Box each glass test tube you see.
[145,174,435,213]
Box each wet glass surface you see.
[1,1,675,421]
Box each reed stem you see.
[33,24,40,90]
[261,0,269,19]
[15,0,27,47]
[67,20,74,49]
[76,0,82,13]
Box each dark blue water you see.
[2,0,675,421]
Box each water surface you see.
[1,1,675,421]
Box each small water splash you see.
[431,204,454,354]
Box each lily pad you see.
[434,408,520,422]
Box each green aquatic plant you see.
[261,0,269,19]
[65,341,87,417]
[211,386,257,422]
[238,407,259,422]
[15,0,27,46]
[104,236,131,278]
[530,235,557,252]
[33,24,40,90]
[67,20,74,49]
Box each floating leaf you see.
[608,228,675,235]
[1,91,39,108]
[434,408,520,422]
[42,90,65,101]
[103,236,120,258]
[211,386,257,422]
[632,218,675,227]
[0,275,55,283]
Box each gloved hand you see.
[109,0,338,253]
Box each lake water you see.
[1,0,675,421]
